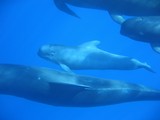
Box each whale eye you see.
[49,45,56,56]
[136,17,143,22]
[50,51,56,55]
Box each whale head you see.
[38,44,64,64]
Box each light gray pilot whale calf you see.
[53,0,160,24]
[0,64,160,107]
[38,41,154,73]
[120,16,160,54]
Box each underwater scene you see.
[0,0,160,120]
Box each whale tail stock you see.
[136,89,160,102]
[131,58,155,73]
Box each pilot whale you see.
[0,64,160,107]
[38,41,154,73]
[53,0,160,24]
[120,16,160,54]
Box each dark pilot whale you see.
[120,16,160,54]
[0,64,160,107]
[53,0,160,24]
[38,41,154,73]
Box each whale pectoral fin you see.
[53,0,80,18]
[79,40,101,49]
[59,63,74,74]
[109,13,125,24]
[151,42,160,54]
[143,62,155,73]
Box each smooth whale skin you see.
[120,16,160,54]
[53,0,160,24]
[0,64,160,107]
[38,41,154,73]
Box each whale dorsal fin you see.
[151,42,160,54]
[53,0,80,18]
[79,40,100,49]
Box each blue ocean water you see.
[0,0,160,120]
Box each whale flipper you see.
[79,40,100,49]
[60,63,74,73]
[151,43,160,54]
[109,13,125,24]
[53,0,80,18]
[143,62,155,73]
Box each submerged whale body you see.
[38,41,154,73]
[0,64,160,107]
[53,0,160,24]
[120,16,160,54]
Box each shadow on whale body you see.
[0,64,160,107]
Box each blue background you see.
[0,0,160,120]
